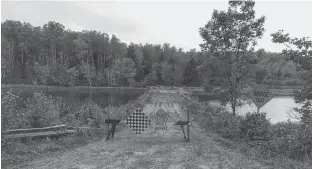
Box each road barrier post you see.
[187,108,190,142]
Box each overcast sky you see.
[1,1,312,52]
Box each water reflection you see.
[6,87,145,108]
[196,95,301,123]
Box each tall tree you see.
[199,0,265,116]
[183,58,200,86]
[271,30,312,125]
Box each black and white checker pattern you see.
[125,108,151,134]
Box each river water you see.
[235,96,301,123]
[196,95,301,123]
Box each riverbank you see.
[1,84,146,92]
[185,86,304,97]
[1,84,305,96]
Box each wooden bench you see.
[3,125,77,141]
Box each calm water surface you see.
[196,95,301,123]
[3,87,145,108]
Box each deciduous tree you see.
[199,0,265,116]
[271,30,312,124]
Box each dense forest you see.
[1,20,306,87]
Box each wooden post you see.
[111,123,116,138]
[105,123,111,141]
[180,125,187,141]
[187,108,190,142]
[106,107,111,141]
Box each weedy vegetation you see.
[1,89,150,166]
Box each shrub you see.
[297,124,312,159]
[1,92,27,130]
[214,111,242,138]
[282,78,305,86]
[193,102,241,138]
[24,92,61,128]
[187,101,204,116]
[255,121,312,160]
[240,112,271,140]
[72,99,106,128]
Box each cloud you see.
[1,1,140,34]
[2,1,312,52]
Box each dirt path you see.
[9,90,269,169]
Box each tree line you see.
[1,20,304,88]
[1,20,204,87]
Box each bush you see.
[69,99,107,128]
[193,102,241,138]
[282,78,305,86]
[266,122,301,158]
[24,92,62,128]
[214,112,242,138]
[240,112,271,140]
[1,92,27,130]
[252,121,312,161]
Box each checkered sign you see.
[125,108,151,134]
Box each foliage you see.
[191,102,242,138]
[143,62,161,86]
[72,99,106,128]
[80,64,96,86]
[1,19,304,87]
[192,101,311,161]
[107,58,137,86]
[52,64,79,86]
[271,30,312,160]
[240,112,271,140]
[256,122,312,160]
[161,62,174,85]
[34,62,50,85]
[254,67,267,84]
[24,92,61,128]
[198,0,265,115]
[1,92,26,130]
[271,30,311,100]
[1,73,153,167]
[183,58,200,86]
